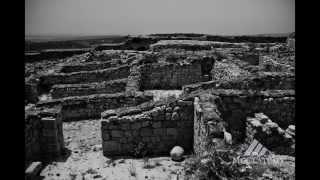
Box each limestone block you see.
[111,130,123,138]
[152,121,162,128]
[142,121,150,127]
[167,128,178,137]
[102,132,110,141]
[103,141,120,152]
[140,128,153,136]
[153,128,165,136]
[131,122,142,130]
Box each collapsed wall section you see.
[101,99,194,156]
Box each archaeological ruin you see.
[25,34,295,179]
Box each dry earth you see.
[40,119,187,180]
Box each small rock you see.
[92,144,102,151]
[170,146,184,161]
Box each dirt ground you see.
[40,119,187,180]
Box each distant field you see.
[25,35,128,52]
[25,35,128,42]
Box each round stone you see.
[170,146,184,161]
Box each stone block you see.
[102,132,110,141]
[103,141,120,152]
[131,122,142,130]
[142,121,150,127]
[140,128,153,136]
[132,130,139,136]
[120,138,127,143]
[152,121,162,128]
[167,128,178,137]
[121,123,130,130]
[41,117,57,129]
[163,121,177,128]
[111,130,123,138]
[153,128,165,136]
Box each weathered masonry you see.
[193,89,295,155]
[25,107,64,168]
[101,99,194,156]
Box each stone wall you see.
[259,56,294,73]
[140,62,203,90]
[60,61,114,73]
[50,78,127,99]
[25,107,64,167]
[25,111,42,166]
[59,92,153,121]
[25,81,39,104]
[150,40,245,51]
[211,61,251,82]
[193,95,227,156]
[101,99,194,156]
[212,89,295,142]
[125,64,142,94]
[182,72,295,94]
[191,89,295,155]
[39,65,130,87]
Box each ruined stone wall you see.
[246,113,295,155]
[150,40,245,51]
[125,65,142,94]
[191,89,295,155]
[212,89,295,142]
[211,61,251,82]
[182,72,295,94]
[193,95,226,156]
[140,62,203,90]
[60,92,153,121]
[40,65,130,87]
[101,99,194,156]
[25,82,39,104]
[25,107,64,167]
[25,112,42,166]
[50,78,127,99]
[60,61,113,73]
[259,56,294,73]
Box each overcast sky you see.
[25,0,295,36]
